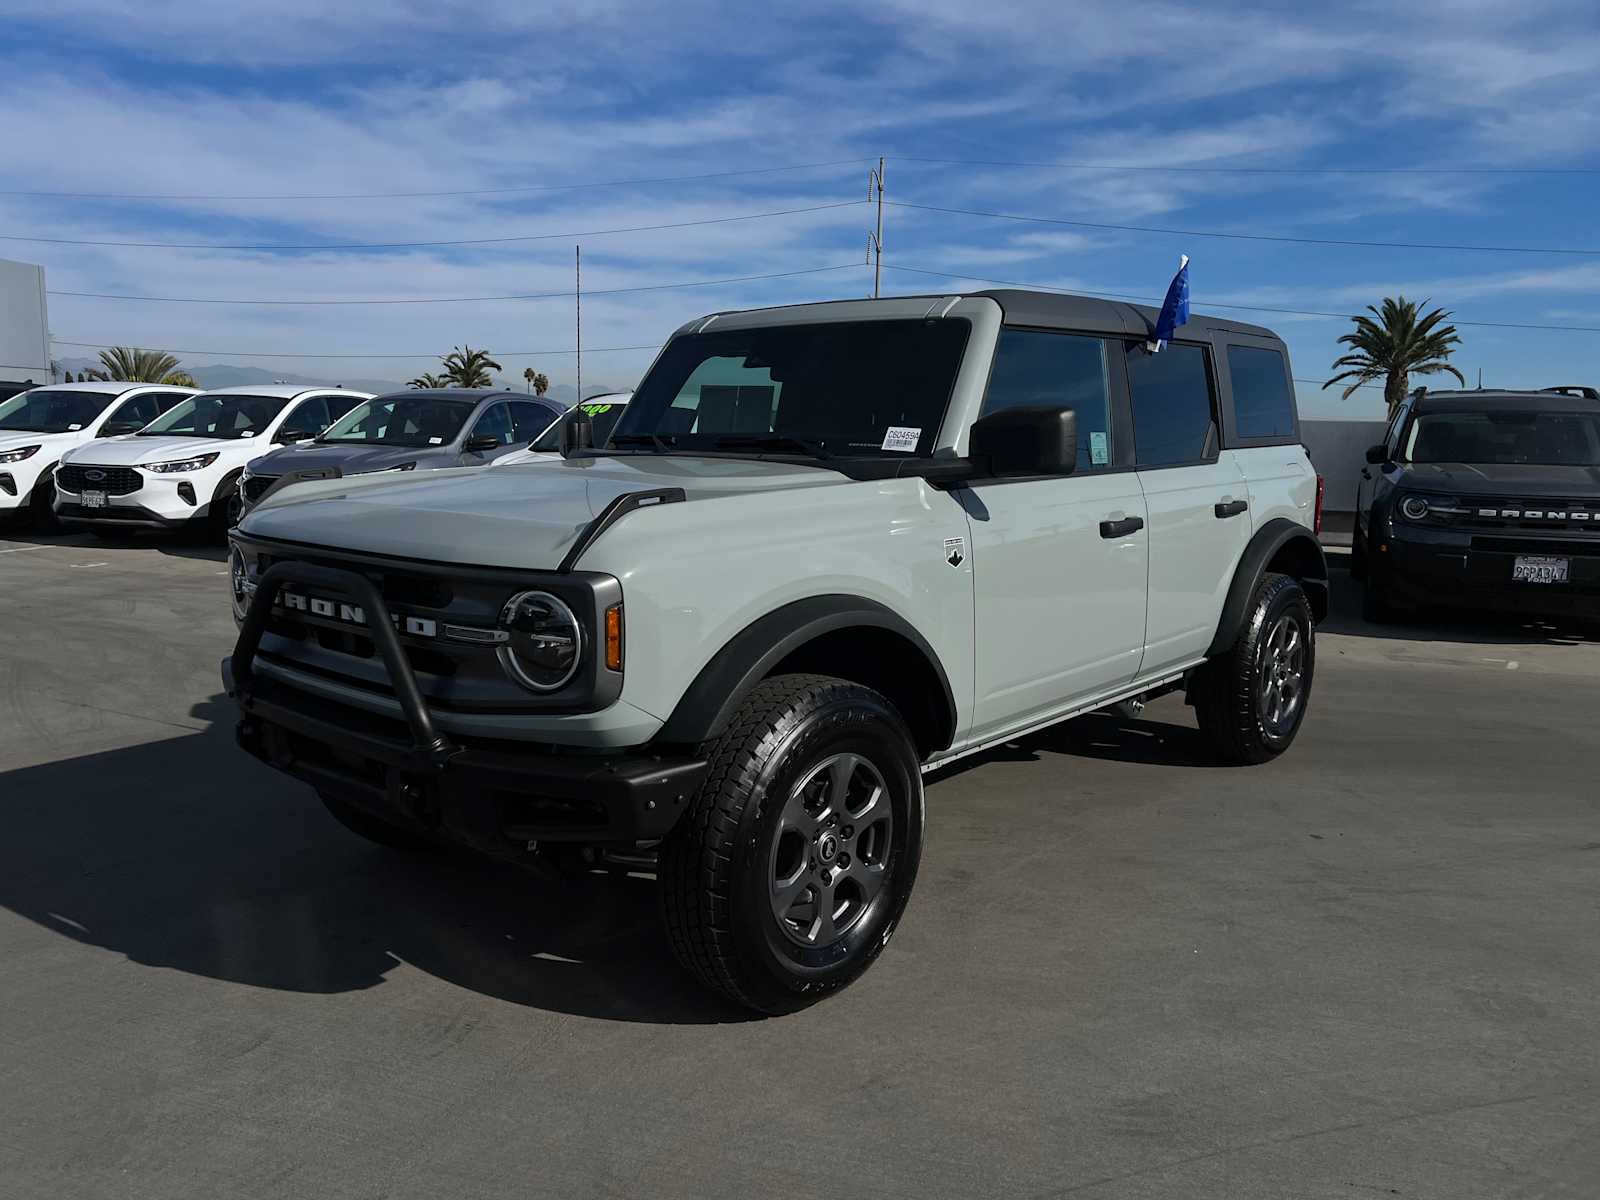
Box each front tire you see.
[1192,573,1315,765]
[661,674,924,1014]
[29,472,60,532]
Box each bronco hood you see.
[1400,461,1600,497]
[237,454,845,570]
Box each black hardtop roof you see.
[370,388,527,403]
[973,289,1281,343]
[1413,387,1600,413]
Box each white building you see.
[0,258,50,403]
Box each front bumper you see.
[1379,522,1600,618]
[54,468,216,526]
[226,560,706,849]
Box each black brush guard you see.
[223,561,707,848]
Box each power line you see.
[893,155,1600,177]
[883,263,1600,335]
[887,200,1600,257]
[52,338,663,361]
[46,262,863,306]
[0,200,861,252]
[0,157,874,202]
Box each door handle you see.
[1099,515,1145,539]
[1214,499,1248,518]
[1360,468,1371,480]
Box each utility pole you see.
[868,156,885,298]
[575,244,582,402]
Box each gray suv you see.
[239,388,564,512]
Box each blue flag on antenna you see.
[1150,254,1190,350]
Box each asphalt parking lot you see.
[2,527,1597,1199]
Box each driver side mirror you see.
[558,407,594,459]
[1364,443,1389,465]
[98,421,144,437]
[462,434,501,454]
[276,428,313,444]
[969,406,1077,478]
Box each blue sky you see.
[3,0,1599,415]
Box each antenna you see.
[1477,366,1483,389]
[867,157,885,298]
[575,244,582,402]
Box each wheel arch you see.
[1207,518,1328,656]
[654,594,957,760]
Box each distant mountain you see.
[55,357,628,403]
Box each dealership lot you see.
[2,530,1597,1199]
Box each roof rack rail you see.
[1540,386,1600,400]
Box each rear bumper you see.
[224,559,706,848]
[1381,524,1600,618]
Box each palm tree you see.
[409,371,449,389]
[1323,297,1465,413]
[531,372,549,397]
[441,345,501,389]
[522,367,536,394]
[86,346,195,385]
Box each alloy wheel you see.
[768,752,895,948]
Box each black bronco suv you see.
[1353,385,1600,627]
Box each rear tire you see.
[661,674,924,1014]
[1192,573,1315,765]
[1349,522,1368,581]
[318,791,439,852]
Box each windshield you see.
[140,394,289,439]
[528,399,629,452]
[318,396,476,447]
[1404,410,1600,466]
[607,319,970,459]
[0,389,116,434]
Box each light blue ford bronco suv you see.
[224,290,1326,1012]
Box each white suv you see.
[56,384,369,536]
[0,381,197,526]
[224,290,1326,1013]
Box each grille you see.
[243,474,278,503]
[1455,497,1600,532]
[56,464,142,496]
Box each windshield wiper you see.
[711,434,832,459]
[610,432,677,452]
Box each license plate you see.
[82,490,107,509]
[1512,555,1569,584]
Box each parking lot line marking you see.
[70,562,110,569]
[0,545,51,555]
[1507,661,1520,670]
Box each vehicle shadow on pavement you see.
[929,709,1223,784]
[0,522,228,563]
[1318,566,1597,647]
[0,697,751,1025]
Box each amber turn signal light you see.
[605,604,623,671]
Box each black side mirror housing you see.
[1365,443,1388,465]
[98,421,143,437]
[462,434,501,454]
[276,428,312,444]
[969,406,1078,478]
[559,408,594,459]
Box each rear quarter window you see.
[1228,345,1296,440]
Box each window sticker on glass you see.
[1090,431,1109,465]
[429,436,443,444]
[881,426,920,452]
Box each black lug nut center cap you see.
[817,832,840,865]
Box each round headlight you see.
[497,590,582,692]
[1400,496,1430,521]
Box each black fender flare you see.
[1206,518,1329,657]
[654,594,957,751]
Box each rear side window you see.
[105,393,164,428]
[508,402,550,442]
[325,392,362,420]
[1126,342,1216,468]
[983,329,1116,471]
[471,403,516,446]
[1228,345,1296,439]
